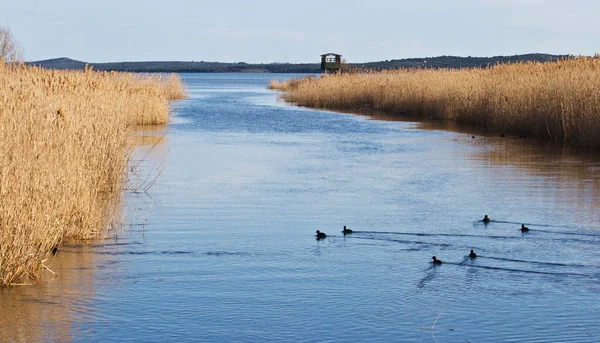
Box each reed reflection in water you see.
[0,125,169,343]
[416,119,600,224]
[0,244,98,342]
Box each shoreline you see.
[272,56,600,149]
[25,53,569,74]
[0,63,186,287]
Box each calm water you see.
[2,73,600,342]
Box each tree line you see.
[1,26,571,72]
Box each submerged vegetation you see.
[0,62,186,286]
[275,56,600,148]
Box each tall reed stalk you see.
[277,56,600,147]
[0,62,186,286]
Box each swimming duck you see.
[342,226,353,235]
[520,224,529,232]
[316,230,327,239]
[431,256,442,265]
[469,249,477,258]
[482,215,491,223]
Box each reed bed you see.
[267,77,313,91]
[278,56,600,147]
[0,62,186,286]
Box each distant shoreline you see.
[274,56,600,148]
[26,54,571,73]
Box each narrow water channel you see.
[1,73,600,342]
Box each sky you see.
[1,0,599,63]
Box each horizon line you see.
[26,52,579,65]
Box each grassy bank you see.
[0,62,186,286]
[275,56,600,148]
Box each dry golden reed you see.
[0,62,186,286]
[267,77,315,92]
[278,56,600,147]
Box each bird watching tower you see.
[320,53,342,73]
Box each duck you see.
[316,230,327,239]
[342,226,353,235]
[520,224,529,232]
[482,215,491,223]
[431,256,442,265]
[469,249,477,258]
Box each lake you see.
[1,73,600,342]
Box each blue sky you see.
[1,0,598,63]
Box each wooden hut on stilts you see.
[320,53,342,73]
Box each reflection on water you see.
[419,119,600,223]
[126,125,170,199]
[128,125,169,147]
[0,244,98,342]
[2,73,600,342]
[374,115,600,213]
[0,125,168,343]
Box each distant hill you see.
[26,54,572,73]
[26,58,320,73]
[29,57,88,70]
[354,53,571,70]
